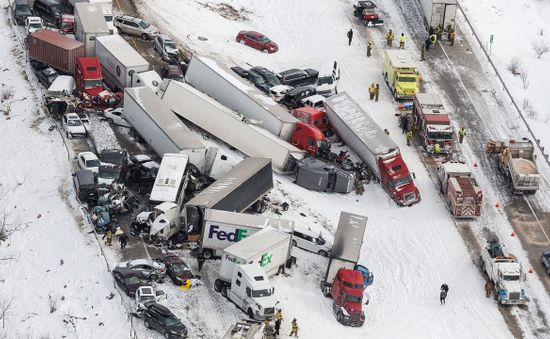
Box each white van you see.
[316,62,340,97]
[292,226,332,256]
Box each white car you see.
[292,226,332,257]
[62,113,87,139]
[103,108,131,128]
[25,16,44,35]
[269,84,293,102]
[153,34,179,62]
[77,151,100,174]
[301,94,326,110]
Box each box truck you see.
[185,157,273,236]
[123,86,234,178]
[69,0,116,34]
[73,3,109,56]
[324,93,420,206]
[419,0,457,32]
[200,209,294,259]
[28,30,84,74]
[183,56,328,156]
[160,80,305,174]
[214,228,293,320]
[95,35,149,91]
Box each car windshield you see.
[259,36,271,44]
[99,170,119,179]
[86,159,100,167]
[30,23,43,29]
[503,275,520,281]
[126,276,140,285]
[345,294,362,303]
[17,5,32,13]
[67,119,81,126]
[141,295,155,303]
[316,234,326,245]
[317,76,333,85]
[104,15,113,22]
[139,20,151,29]
[427,131,452,140]
[252,76,265,84]
[397,76,416,82]
[263,73,279,85]
[165,42,176,50]
[84,79,103,89]
[388,175,412,188]
[252,288,273,297]
[162,315,181,327]
[171,263,189,274]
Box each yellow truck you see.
[383,50,420,100]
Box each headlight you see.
[520,289,526,297]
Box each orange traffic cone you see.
[495,201,500,208]
[511,231,516,237]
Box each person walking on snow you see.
[274,309,283,335]
[434,143,441,156]
[449,29,456,46]
[119,232,128,250]
[440,283,449,304]
[399,33,406,49]
[347,28,353,46]
[384,129,390,136]
[103,229,113,246]
[458,126,466,143]
[367,41,372,57]
[429,33,437,46]
[374,83,380,102]
[406,130,413,146]
[368,83,376,100]
[290,318,299,337]
[401,114,409,134]
[485,280,494,298]
[386,29,394,47]
[425,37,432,52]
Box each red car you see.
[236,30,278,53]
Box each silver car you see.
[154,34,179,62]
[116,259,167,281]
[113,15,159,40]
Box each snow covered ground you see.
[0,5,130,338]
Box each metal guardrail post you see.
[456,0,550,168]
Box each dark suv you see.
[248,66,280,93]
[12,0,32,25]
[97,149,128,193]
[32,0,70,27]
[143,303,188,338]
[280,85,316,109]
[277,68,319,87]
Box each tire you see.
[150,274,158,281]
[318,250,328,257]
[164,330,170,338]
[292,240,297,247]
[144,320,151,329]
[214,279,222,292]
[141,33,149,40]
[239,39,245,44]
[107,118,114,124]
[336,311,343,323]
[247,308,254,319]
[202,250,213,259]
[262,49,268,53]
[221,286,228,298]
[393,89,398,100]
[66,132,71,139]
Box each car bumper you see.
[500,298,527,305]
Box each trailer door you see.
[443,4,457,29]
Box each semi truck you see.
[69,0,116,35]
[214,228,293,320]
[185,157,273,236]
[74,57,121,109]
[383,50,420,100]
[183,56,328,156]
[148,153,189,208]
[95,35,149,91]
[480,239,527,305]
[485,139,541,194]
[73,2,109,56]
[437,161,482,218]
[320,212,371,327]
[123,86,234,179]
[418,0,457,32]
[412,93,453,154]
[28,29,84,74]
[200,209,294,259]
[159,80,306,174]
[324,93,421,206]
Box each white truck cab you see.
[136,202,181,240]
[316,63,340,97]
[215,264,276,320]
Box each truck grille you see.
[264,307,275,316]
[404,192,416,203]
[509,292,520,300]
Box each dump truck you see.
[412,93,453,154]
[438,161,482,218]
[324,93,420,206]
[320,212,372,327]
[480,239,527,305]
[383,50,420,100]
[418,0,457,32]
[200,209,294,259]
[485,140,540,194]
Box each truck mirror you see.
[412,172,416,179]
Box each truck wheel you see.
[214,279,222,292]
[247,308,254,319]
[254,200,266,213]
[141,33,149,40]
[150,274,158,281]
[144,320,151,329]
[164,330,170,338]
[107,118,113,124]
[262,49,268,53]
[202,250,213,259]
[336,311,343,323]
[292,240,297,247]
[221,286,228,297]
[318,250,328,257]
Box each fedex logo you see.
[208,225,249,242]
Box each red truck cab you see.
[291,107,329,131]
[331,268,365,327]
[75,57,120,109]
[378,153,420,206]
[291,122,329,157]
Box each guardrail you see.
[456,1,550,169]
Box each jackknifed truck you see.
[324,93,420,206]
[418,0,457,32]
[214,227,293,320]
[320,212,372,327]
[485,139,540,194]
[438,161,482,218]
[480,239,527,305]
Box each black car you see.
[277,68,319,87]
[249,66,280,92]
[72,169,97,204]
[143,303,188,338]
[12,0,33,25]
[34,67,59,88]
[127,154,159,184]
[154,255,195,285]
[231,66,249,78]
[247,69,270,92]
[32,0,70,27]
[280,85,317,109]
[112,267,150,297]
[542,251,550,275]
